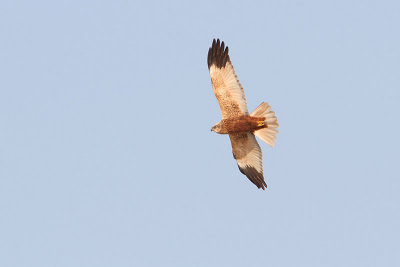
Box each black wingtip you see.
[207,38,230,69]
[238,165,267,190]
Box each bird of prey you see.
[207,39,279,190]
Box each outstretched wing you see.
[208,39,248,119]
[229,133,266,189]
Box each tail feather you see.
[251,102,279,147]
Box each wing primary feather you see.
[216,39,221,66]
[238,165,267,190]
[223,46,229,66]
[207,38,230,69]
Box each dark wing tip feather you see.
[238,165,267,190]
[207,38,230,69]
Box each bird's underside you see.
[207,38,279,190]
[217,116,267,134]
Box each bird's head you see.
[210,122,222,133]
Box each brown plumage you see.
[218,116,267,134]
[208,38,279,190]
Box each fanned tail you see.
[251,102,279,147]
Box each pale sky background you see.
[1,1,399,266]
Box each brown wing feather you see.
[229,133,267,189]
[208,39,248,119]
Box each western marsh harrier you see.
[208,39,279,190]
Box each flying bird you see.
[207,39,279,190]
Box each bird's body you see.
[211,116,267,134]
[207,39,279,190]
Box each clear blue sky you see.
[1,1,399,266]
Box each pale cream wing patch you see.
[229,133,266,189]
[209,63,249,119]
